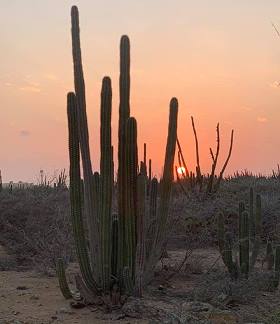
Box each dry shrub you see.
[0,187,74,273]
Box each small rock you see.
[16,286,28,290]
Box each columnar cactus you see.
[71,6,100,278]
[100,77,113,292]
[218,188,263,279]
[239,211,249,277]
[56,258,72,299]
[124,117,138,274]
[118,35,131,276]
[67,92,99,294]
[58,5,179,304]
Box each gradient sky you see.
[1,0,280,182]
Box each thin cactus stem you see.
[249,187,255,240]
[143,143,147,174]
[100,76,113,292]
[250,193,262,270]
[71,6,100,277]
[134,173,147,297]
[148,159,152,182]
[266,241,274,271]
[111,214,119,279]
[118,35,130,274]
[273,246,280,288]
[67,92,99,294]
[145,98,178,282]
[56,258,72,300]
[125,117,138,273]
[239,211,249,277]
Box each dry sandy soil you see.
[1,245,280,324]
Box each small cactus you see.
[218,188,262,279]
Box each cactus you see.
[273,246,280,288]
[144,98,178,281]
[67,92,99,294]
[100,77,113,292]
[124,117,138,274]
[118,35,130,276]
[56,258,72,299]
[71,5,100,278]
[135,173,147,297]
[266,241,275,271]
[59,5,178,304]
[239,211,249,277]
[218,188,263,279]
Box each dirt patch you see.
[0,248,279,323]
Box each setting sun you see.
[177,166,186,176]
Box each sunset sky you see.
[1,0,280,182]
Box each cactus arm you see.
[71,6,100,277]
[134,173,147,297]
[124,117,138,273]
[100,77,113,292]
[111,214,119,279]
[67,92,99,294]
[56,258,72,299]
[250,194,262,270]
[117,35,131,274]
[249,187,255,240]
[145,98,178,281]
[239,211,250,277]
[273,246,280,288]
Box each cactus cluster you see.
[218,187,262,279]
[218,188,280,288]
[57,6,178,304]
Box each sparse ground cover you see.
[1,176,280,323]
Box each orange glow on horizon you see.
[0,1,280,182]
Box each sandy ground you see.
[1,246,279,323]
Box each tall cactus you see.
[135,173,147,297]
[124,117,138,274]
[145,98,178,281]
[100,77,113,292]
[118,35,130,275]
[71,6,100,277]
[67,92,99,294]
[60,5,179,303]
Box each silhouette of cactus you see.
[58,5,178,304]
[218,188,262,279]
